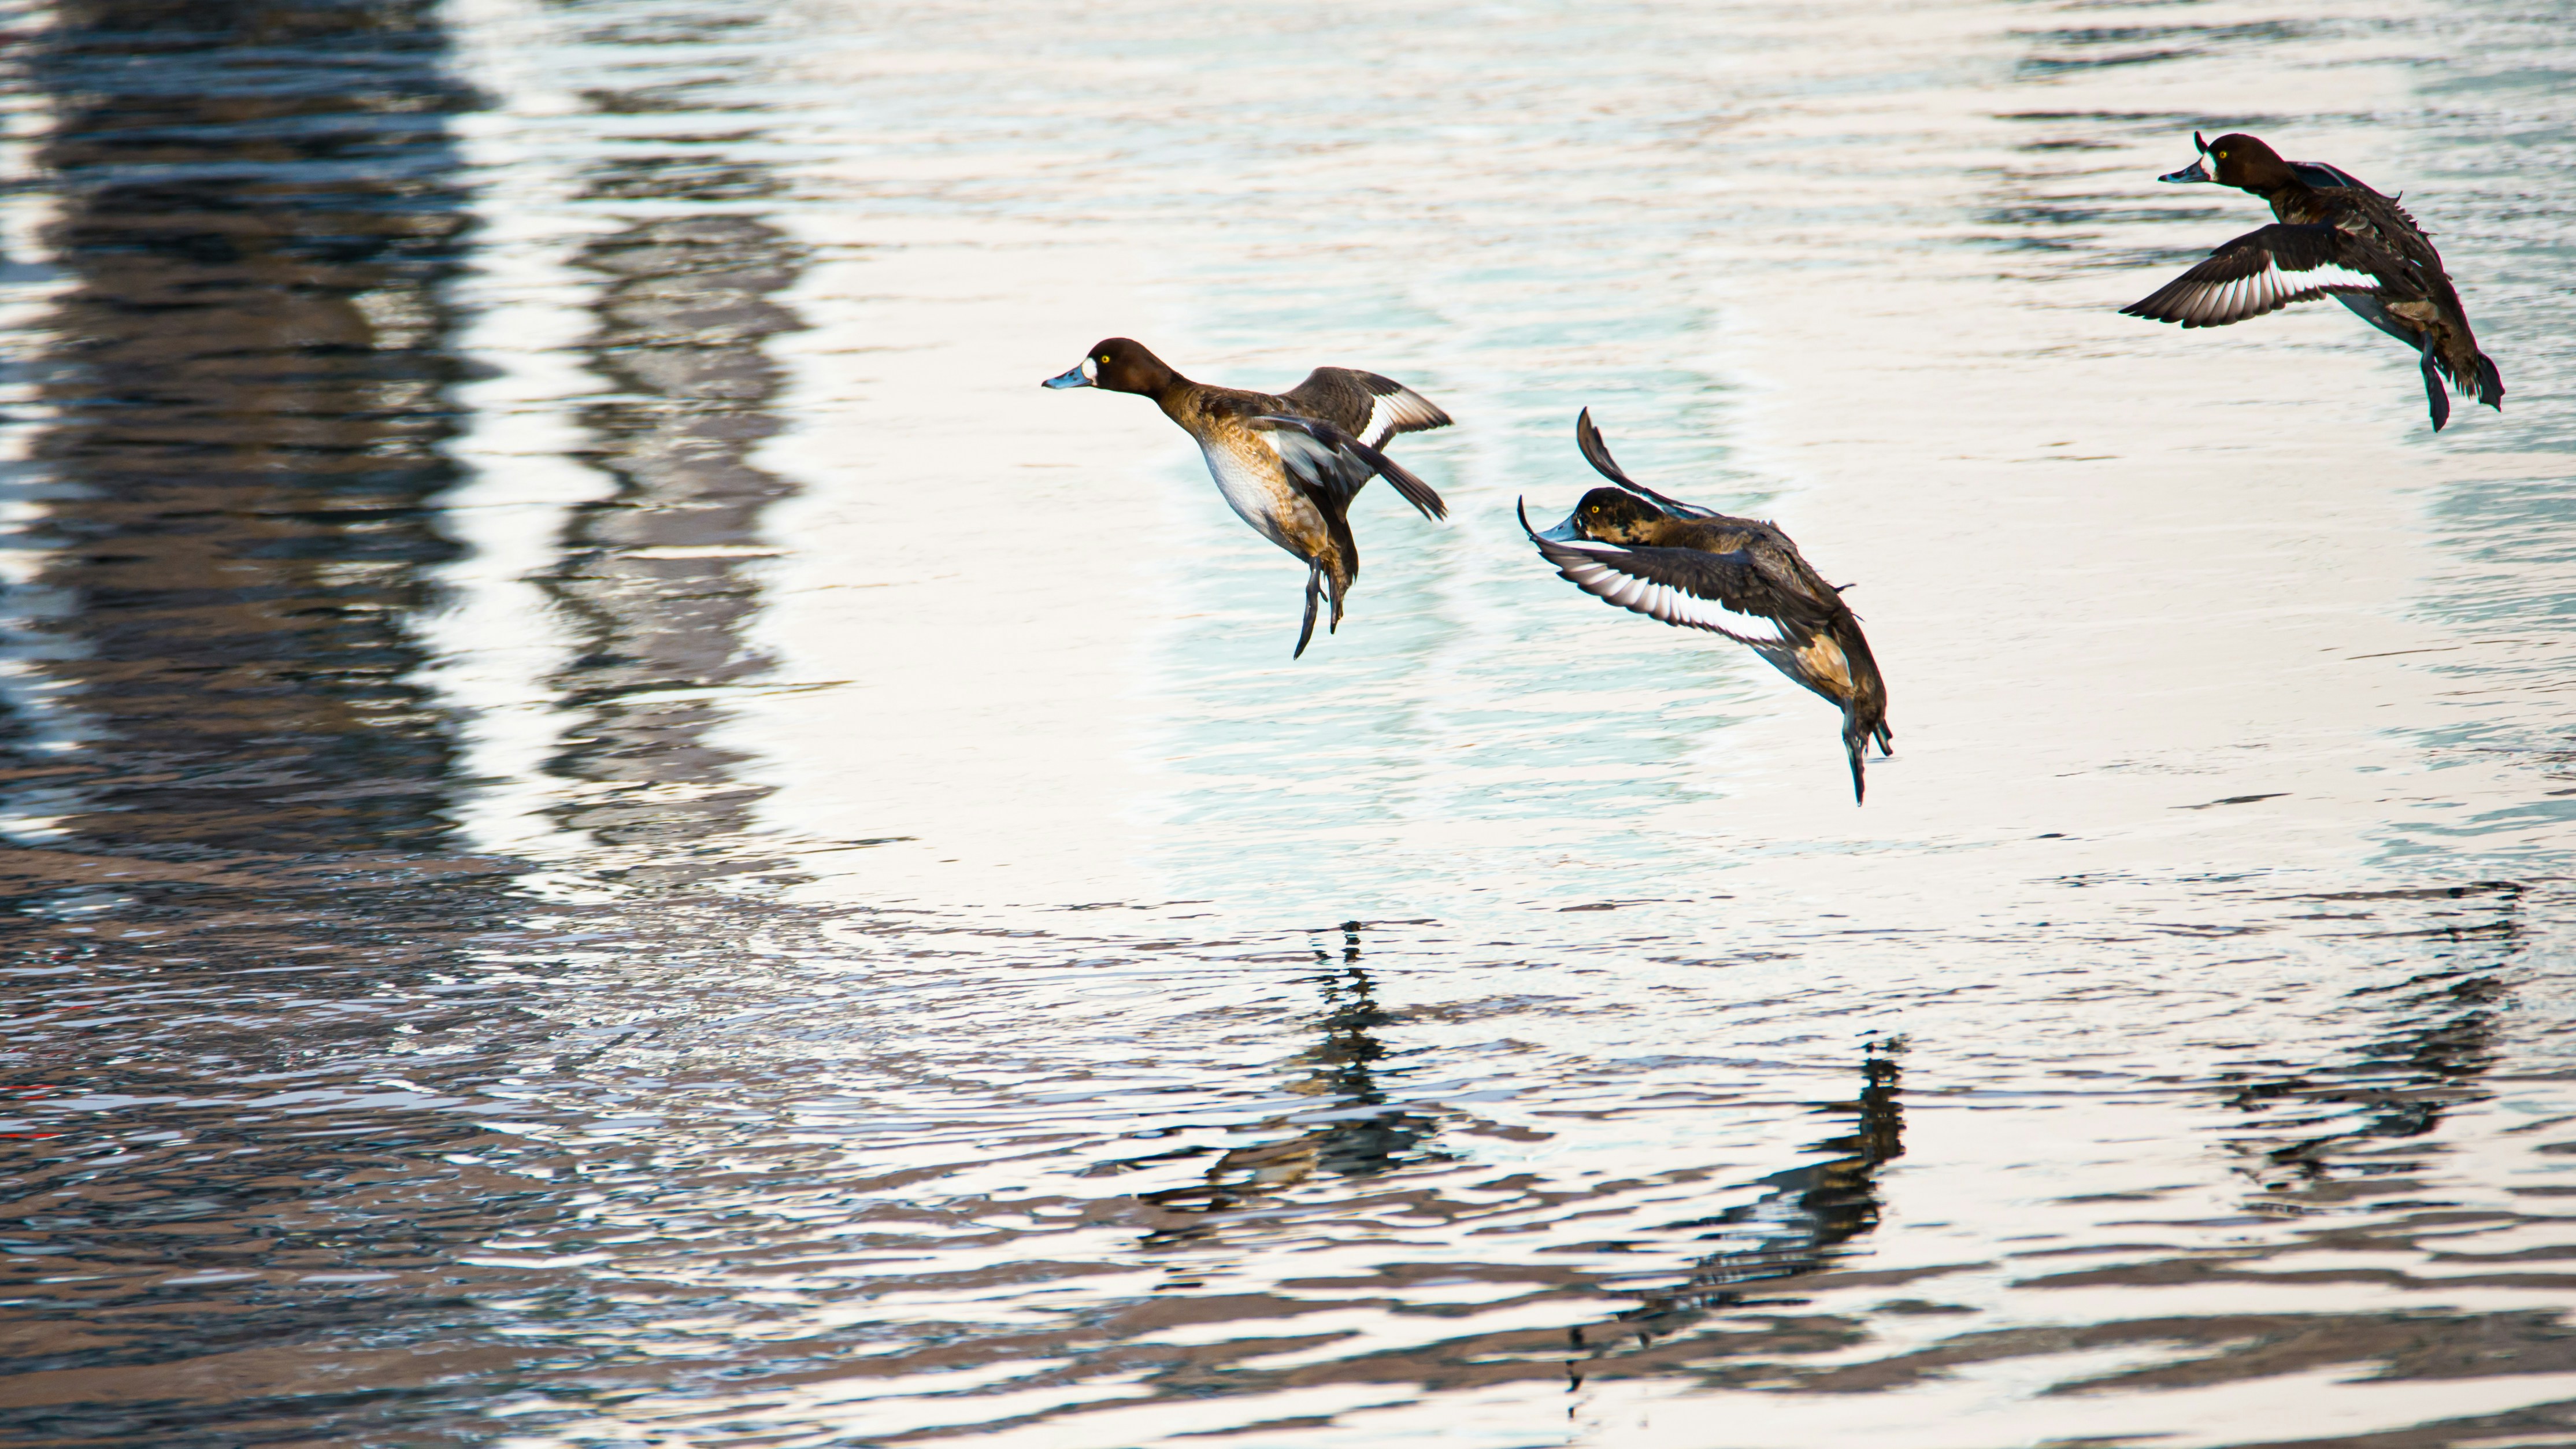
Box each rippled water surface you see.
[3,0,2575,1444]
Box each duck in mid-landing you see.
[1523,410,1893,803]
[1044,338,1451,657]
[2122,131,2502,432]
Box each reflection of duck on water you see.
[1580,1039,1905,1359]
[2222,881,2519,1198]
[1140,925,1442,1234]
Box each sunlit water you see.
[3,0,2574,1444]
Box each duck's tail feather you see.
[1366,449,1445,522]
[2428,341,2503,409]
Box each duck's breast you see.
[1198,435,1313,555]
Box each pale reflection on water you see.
[1,0,2573,1445]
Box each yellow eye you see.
[1098,354,1111,364]
[2215,150,2227,160]
[1588,505,1600,514]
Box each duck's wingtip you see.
[1574,408,1643,492]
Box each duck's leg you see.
[1293,565,1324,659]
[2419,344,2451,432]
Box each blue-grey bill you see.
[1535,512,1586,543]
[1041,362,1092,389]
[2158,157,2211,184]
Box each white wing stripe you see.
[1361,386,1447,449]
[1547,543,1792,646]
[2174,252,2381,325]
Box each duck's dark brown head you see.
[1547,487,1663,545]
[1042,337,1181,396]
[2161,131,2300,191]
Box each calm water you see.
[3,0,2575,1444]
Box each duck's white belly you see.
[1198,438,1311,556]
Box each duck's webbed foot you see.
[1294,566,1324,659]
[2421,346,2451,432]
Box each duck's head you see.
[2159,131,2297,190]
[1533,487,1662,546]
[1042,337,1178,396]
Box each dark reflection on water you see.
[0,0,831,1435]
[0,875,553,1446]
[543,210,801,879]
[0,15,521,1423]
[1141,928,1445,1237]
[2221,883,2521,1203]
[1574,1044,1905,1374]
[7,0,474,857]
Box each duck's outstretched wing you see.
[1281,368,1453,450]
[2121,224,2397,329]
[1250,415,1447,520]
[1521,500,1828,647]
[1574,409,1725,520]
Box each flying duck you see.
[1523,410,1893,803]
[2122,131,2503,432]
[1044,338,1451,657]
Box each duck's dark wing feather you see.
[1573,408,1725,520]
[2121,224,2397,329]
[1250,415,1447,520]
[1521,501,1827,647]
[1281,368,1453,450]
[2289,159,2375,192]
[2296,162,2434,249]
